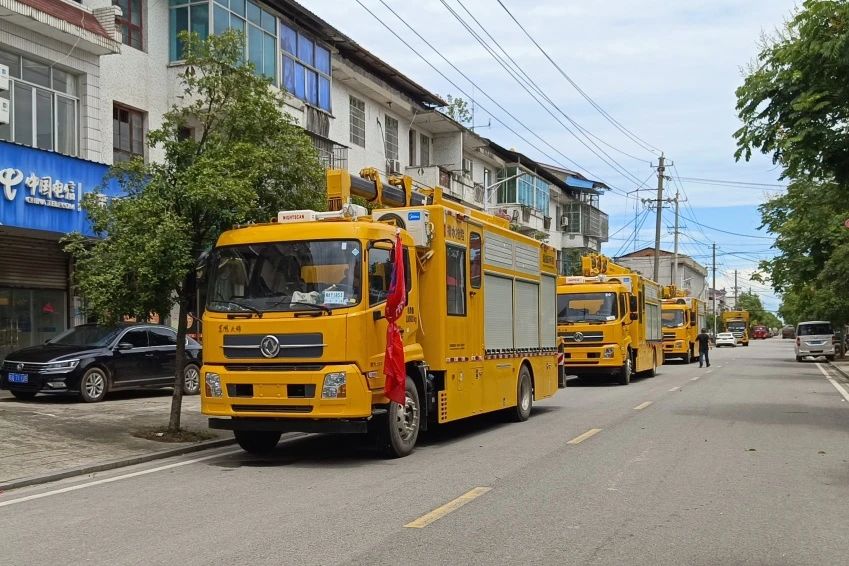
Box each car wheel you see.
[383,376,421,458]
[234,430,281,454]
[10,390,37,401]
[182,364,201,395]
[826,355,835,362]
[510,365,533,422]
[796,356,803,362]
[79,367,108,403]
[618,354,632,386]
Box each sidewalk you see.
[828,357,849,381]
[0,389,229,489]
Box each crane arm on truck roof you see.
[326,168,431,211]
[580,254,636,278]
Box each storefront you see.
[0,141,121,360]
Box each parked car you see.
[0,323,202,402]
[795,321,835,362]
[781,325,795,339]
[715,332,737,347]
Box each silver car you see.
[795,321,835,362]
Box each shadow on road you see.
[674,402,849,432]
[0,388,175,405]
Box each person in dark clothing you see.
[697,328,711,368]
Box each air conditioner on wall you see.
[0,64,8,92]
[560,216,569,230]
[0,99,9,126]
[386,159,401,174]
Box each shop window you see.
[113,104,146,163]
[169,0,209,61]
[349,96,365,147]
[384,115,398,161]
[281,21,331,112]
[115,0,144,50]
[0,50,78,156]
[446,245,466,316]
[212,0,277,81]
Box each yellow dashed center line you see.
[633,401,653,410]
[567,428,602,445]
[405,487,492,528]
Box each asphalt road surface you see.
[3,339,849,565]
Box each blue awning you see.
[564,175,596,190]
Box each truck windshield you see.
[662,310,686,328]
[206,240,362,313]
[557,292,618,323]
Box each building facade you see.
[614,248,708,300]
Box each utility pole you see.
[712,243,717,336]
[734,270,739,307]
[652,154,666,281]
[672,191,680,288]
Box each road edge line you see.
[817,363,849,403]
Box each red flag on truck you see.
[383,232,407,405]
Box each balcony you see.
[309,134,348,170]
[0,1,121,55]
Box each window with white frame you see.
[212,0,277,81]
[0,50,78,156]
[349,96,365,147]
[169,0,210,61]
[384,115,398,161]
[419,134,430,166]
[281,21,331,111]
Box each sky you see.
[307,0,798,316]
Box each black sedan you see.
[0,323,202,402]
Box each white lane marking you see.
[633,401,653,411]
[567,428,602,445]
[817,363,849,403]
[706,369,713,374]
[668,386,680,392]
[0,449,243,508]
[690,376,700,381]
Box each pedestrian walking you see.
[697,328,711,368]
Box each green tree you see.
[64,31,325,432]
[736,291,782,328]
[445,94,472,125]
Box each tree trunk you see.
[168,290,190,432]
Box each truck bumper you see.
[209,417,370,434]
[200,363,376,421]
[663,339,688,357]
[562,345,623,373]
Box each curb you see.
[0,437,235,493]
[827,361,849,381]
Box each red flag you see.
[383,232,407,405]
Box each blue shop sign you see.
[0,141,122,237]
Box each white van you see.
[795,321,835,362]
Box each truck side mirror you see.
[629,296,638,312]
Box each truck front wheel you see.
[234,430,281,454]
[618,355,632,385]
[384,376,420,458]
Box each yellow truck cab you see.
[557,255,663,385]
[200,168,560,457]
[722,310,750,346]
[661,286,706,364]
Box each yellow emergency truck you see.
[200,168,559,457]
[557,255,663,384]
[661,286,706,364]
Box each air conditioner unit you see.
[386,159,401,174]
[560,216,569,230]
[0,98,9,126]
[0,64,8,92]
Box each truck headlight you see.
[675,341,684,348]
[205,372,223,397]
[322,372,347,399]
[603,347,616,359]
[41,359,80,374]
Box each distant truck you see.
[752,325,768,340]
[722,310,750,346]
[661,286,706,364]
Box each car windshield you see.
[558,292,618,323]
[662,310,686,328]
[206,240,362,313]
[798,323,832,336]
[48,325,123,347]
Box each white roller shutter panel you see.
[514,280,540,349]
[484,274,513,350]
[539,275,556,348]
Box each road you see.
[2,338,849,565]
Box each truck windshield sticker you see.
[351,248,359,257]
[324,290,346,304]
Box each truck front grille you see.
[230,404,313,413]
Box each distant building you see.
[614,248,708,300]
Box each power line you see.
[677,176,787,189]
[682,214,775,240]
[496,0,662,156]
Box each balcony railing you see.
[309,134,348,170]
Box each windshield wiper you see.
[215,300,263,318]
[289,301,332,314]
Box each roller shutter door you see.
[514,280,540,349]
[484,274,513,350]
[0,235,68,289]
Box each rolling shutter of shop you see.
[0,235,68,289]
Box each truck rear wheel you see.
[234,430,281,455]
[383,376,420,458]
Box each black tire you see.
[796,355,803,362]
[557,365,568,389]
[645,357,657,378]
[510,365,533,422]
[826,355,836,362]
[79,367,108,403]
[617,354,632,385]
[234,430,281,454]
[182,363,201,395]
[383,376,420,458]
[10,390,37,401]
[683,349,691,365]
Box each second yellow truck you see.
[661,286,707,364]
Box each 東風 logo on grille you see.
[259,335,280,358]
